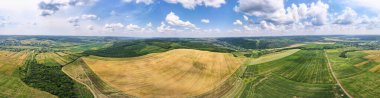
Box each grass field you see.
[247,49,300,65]
[326,49,380,97]
[0,51,56,98]
[240,49,345,98]
[242,75,341,98]
[325,49,369,78]
[82,49,243,97]
[35,52,79,66]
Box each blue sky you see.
[0,0,380,37]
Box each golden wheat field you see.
[82,49,244,97]
[362,50,380,72]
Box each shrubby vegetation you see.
[300,44,344,50]
[217,36,324,49]
[339,50,358,58]
[217,38,296,49]
[19,54,92,98]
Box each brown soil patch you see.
[362,50,380,72]
[369,65,380,72]
[354,61,370,67]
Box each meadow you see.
[240,49,345,98]
[326,49,380,97]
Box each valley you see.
[0,35,380,98]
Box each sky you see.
[0,0,380,37]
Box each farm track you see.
[324,50,353,98]
[62,68,98,98]
[242,50,344,97]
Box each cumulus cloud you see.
[260,20,275,30]
[104,23,124,32]
[164,0,225,9]
[308,1,329,26]
[68,0,97,6]
[201,19,210,24]
[67,14,98,28]
[38,0,97,16]
[334,7,358,25]
[234,0,283,16]
[146,22,153,27]
[38,1,64,16]
[81,14,98,20]
[157,22,176,33]
[235,0,329,26]
[165,12,196,29]
[243,25,253,31]
[126,24,141,31]
[233,19,243,25]
[122,0,154,5]
[67,16,80,27]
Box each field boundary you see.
[62,68,97,98]
[324,50,353,98]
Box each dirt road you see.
[324,50,353,98]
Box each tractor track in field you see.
[62,68,99,98]
[324,50,353,98]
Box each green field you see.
[326,49,380,97]
[0,52,56,98]
[240,49,345,98]
[247,49,300,65]
[0,74,56,98]
[242,75,341,98]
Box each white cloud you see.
[165,12,196,29]
[157,22,176,33]
[67,16,80,27]
[122,0,154,5]
[81,14,98,20]
[332,7,379,28]
[104,23,124,32]
[126,24,141,31]
[164,0,225,9]
[38,0,97,16]
[243,15,249,21]
[87,25,94,30]
[234,0,283,16]
[201,19,210,24]
[146,22,153,27]
[235,0,329,26]
[233,19,243,25]
[38,1,64,16]
[67,14,98,28]
[308,0,329,26]
[260,20,275,30]
[243,25,253,31]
